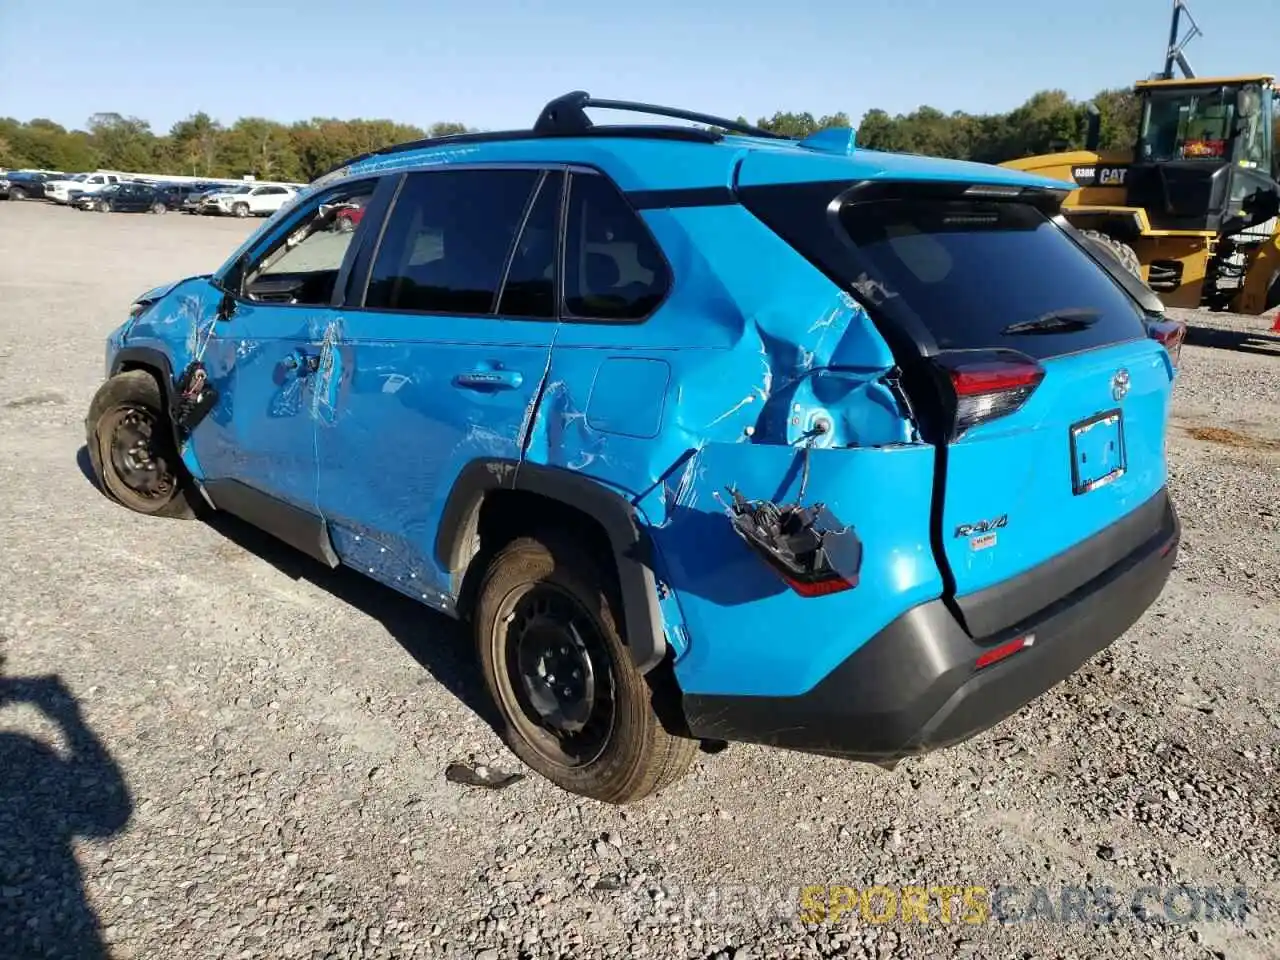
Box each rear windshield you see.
[837,199,1147,357]
[740,184,1149,361]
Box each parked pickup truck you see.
[45,173,127,205]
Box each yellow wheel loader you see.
[1002,1,1279,316]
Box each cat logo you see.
[1097,166,1128,186]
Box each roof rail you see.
[533,91,791,140]
[313,92,789,181]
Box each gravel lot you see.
[0,200,1277,960]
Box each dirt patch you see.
[1184,425,1280,452]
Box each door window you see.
[363,168,542,315]
[563,173,669,321]
[238,179,379,306]
[497,172,561,319]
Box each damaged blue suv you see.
[87,93,1184,803]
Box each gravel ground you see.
[0,200,1277,960]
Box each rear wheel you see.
[85,370,197,519]
[150,201,166,214]
[1081,229,1142,280]
[97,199,111,213]
[474,535,696,803]
[232,202,249,218]
[9,187,26,201]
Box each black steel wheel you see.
[475,535,696,803]
[85,370,197,518]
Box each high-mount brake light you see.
[936,355,1046,436]
[1146,317,1187,370]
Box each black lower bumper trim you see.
[682,488,1180,761]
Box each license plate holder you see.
[1070,409,1126,495]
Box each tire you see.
[1081,228,1142,279]
[150,201,166,214]
[97,200,111,213]
[474,535,697,803]
[335,215,354,233]
[84,370,198,519]
[232,202,249,218]
[9,187,26,201]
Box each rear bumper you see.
[682,487,1179,761]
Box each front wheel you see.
[97,200,111,213]
[474,536,697,803]
[9,187,26,200]
[85,370,197,519]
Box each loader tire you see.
[1081,229,1142,280]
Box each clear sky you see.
[0,0,1273,134]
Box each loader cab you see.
[1126,75,1279,234]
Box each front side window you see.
[239,179,379,306]
[562,173,668,321]
[364,168,541,315]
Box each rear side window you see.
[563,173,668,321]
[742,184,1149,360]
[365,168,540,315]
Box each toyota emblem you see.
[1111,368,1131,401]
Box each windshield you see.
[1139,87,1236,161]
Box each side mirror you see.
[216,290,237,321]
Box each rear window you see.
[840,199,1147,357]
[741,184,1149,360]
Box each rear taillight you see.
[933,352,1045,437]
[1146,318,1187,370]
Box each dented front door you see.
[194,300,327,515]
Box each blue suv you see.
[86,93,1184,803]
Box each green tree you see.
[86,113,154,170]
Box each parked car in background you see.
[200,183,297,217]
[77,182,168,214]
[46,172,127,205]
[151,182,220,211]
[182,186,226,214]
[330,195,367,232]
[3,170,63,200]
[0,175,9,200]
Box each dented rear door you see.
[312,167,560,610]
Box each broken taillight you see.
[933,352,1046,438]
[722,488,863,598]
[1145,317,1187,371]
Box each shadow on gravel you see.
[0,666,132,960]
[1184,323,1280,359]
[200,510,503,732]
[75,445,98,490]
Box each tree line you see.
[2,87,1276,182]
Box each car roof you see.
[321,91,1071,196]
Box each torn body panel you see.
[636,440,943,698]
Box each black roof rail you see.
[534,91,791,140]
[312,92,786,181]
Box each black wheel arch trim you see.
[108,346,183,449]
[437,459,668,674]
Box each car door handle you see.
[453,369,523,391]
